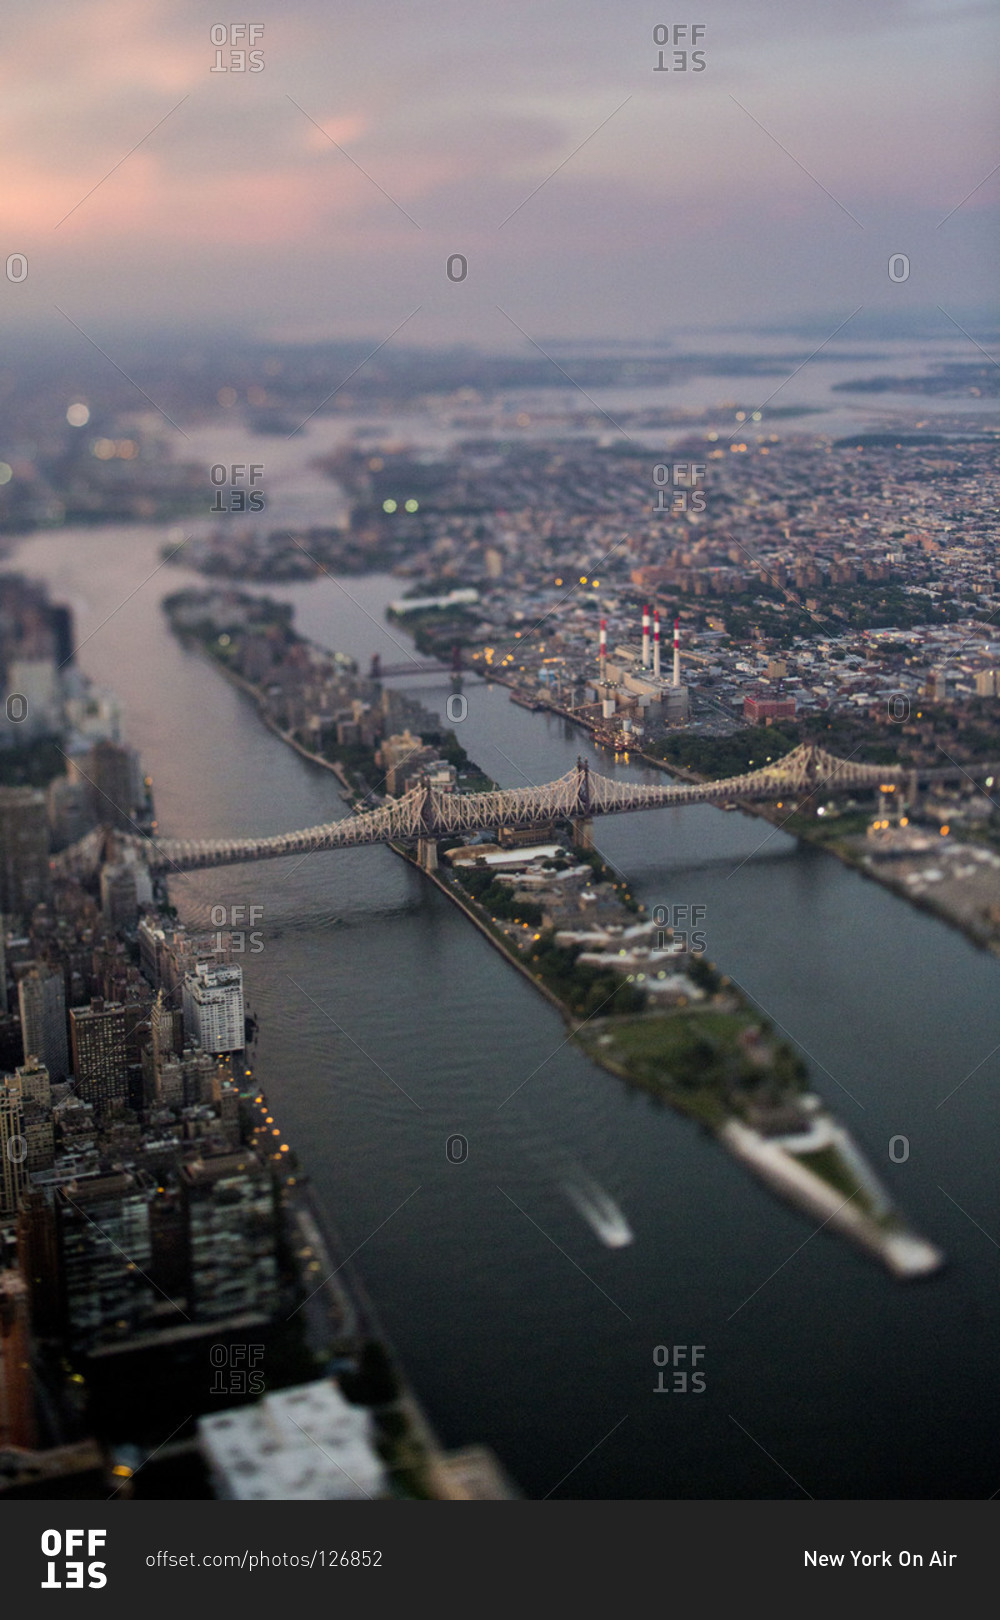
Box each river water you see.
[8,361,1000,1498]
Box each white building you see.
[182,962,244,1054]
[6,658,59,737]
[198,1381,386,1501]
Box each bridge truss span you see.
[53,744,912,879]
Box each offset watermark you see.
[210,462,265,513]
[5,1133,27,1164]
[652,24,707,72]
[887,693,911,722]
[5,254,27,282]
[5,693,28,723]
[209,1342,265,1395]
[40,1530,108,1591]
[652,903,707,953]
[653,1343,706,1392]
[210,24,265,72]
[652,461,707,515]
[211,903,264,953]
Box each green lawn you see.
[594,1010,753,1063]
[576,1010,764,1127]
[793,1145,866,1205]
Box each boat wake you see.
[559,1174,634,1248]
[497,1120,634,1249]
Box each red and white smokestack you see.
[673,618,681,688]
[641,605,651,670]
[653,609,661,679]
[599,618,607,681]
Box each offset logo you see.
[41,1530,108,1589]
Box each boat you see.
[561,1177,634,1248]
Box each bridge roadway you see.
[54,743,966,880]
[369,661,456,678]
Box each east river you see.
[9,385,1000,1498]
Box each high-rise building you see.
[151,1045,216,1110]
[55,1173,154,1348]
[6,657,59,737]
[180,1151,278,1322]
[69,739,138,832]
[18,968,69,1081]
[99,863,138,929]
[183,963,244,1054]
[70,998,128,1114]
[0,915,7,1014]
[377,730,428,795]
[52,1094,97,1163]
[139,916,229,998]
[46,776,95,850]
[10,1059,55,1174]
[141,988,183,1103]
[20,1104,54,1174]
[0,788,51,918]
[12,1057,51,1109]
[151,990,182,1062]
[215,1076,241,1144]
[0,1085,29,1220]
[16,1190,61,1338]
[0,1268,36,1449]
[0,1013,21,1075]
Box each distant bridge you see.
[369,645,463,680]
[53,744,958,880]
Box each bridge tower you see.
[415,777,439,870]
[370,652,383,681]
[416,837,438,872]
[571,755,594,848]
[795,743,821,817]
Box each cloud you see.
[0,0,995,339]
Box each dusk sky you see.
[3,0,997,347]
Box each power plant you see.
[593,605,689,744]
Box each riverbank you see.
[173,628,358,797]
